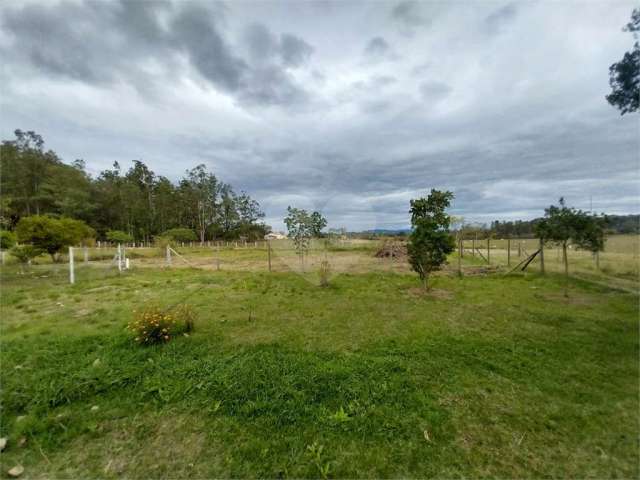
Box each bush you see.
[128,304,196,345]
[0,230,16,250]
[9,245,42,264]
[106,230,133,244]
[15,215,95,262]
[162,228,197,243]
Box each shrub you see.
[162,228,198,243]
[0,230,16,250]
[106,230,133,244]
[16,215,95,262]
[319,260,331,287]
[128,304,196,345]
[9,245,42,265]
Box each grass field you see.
[1,241,638,478]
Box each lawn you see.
[0,262,638,477]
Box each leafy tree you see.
[106,230,134,244]
[607,8,640,114]
[284,206,314,267]
[0,230,16,250]
[309,211,328,237]
[9,245,42,268]
[162,228,198,243]
[535,198,606,296]
[407,189,456,291]
[16,216,95,262]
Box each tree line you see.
[0,130,269,243]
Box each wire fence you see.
[1,235,638,291]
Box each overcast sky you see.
[1,0,638,231]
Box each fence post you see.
[487,238,490,264]
[1,251,5,266]
[472,235,476,257]
[267,240,272,272]
[84,246,88,264]
[117,244,123,272]
[539,238,545,274]
[166,245,171,266]
[518,241,522,257]
[507,238,511,267]
[458,238,462,277]
[125,258,130,269]
[69,247,75,284]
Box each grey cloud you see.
[484,3,518,34]
[420,81,451,100]
[0,1,311,107]
[364,36,390,56]
[391,1,423,27]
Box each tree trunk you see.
[562,242,569,297]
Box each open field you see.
[1,243,638,478]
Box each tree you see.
[535,198,606,296]
[606,8,640,114]
[16,216,95,262]
[0,230,16,250]
[106,230,134,244]
[407,189,456,291]
[162,228,198,243]
[309,211,328,237]
[9,245,42,269]
[284,206,314,268]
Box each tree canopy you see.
[606,8,640,114]
[0,130,268,242]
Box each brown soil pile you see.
[375,242,408,259]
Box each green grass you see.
[0,265,638,478]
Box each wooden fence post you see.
[267,240,272,272]
[487,238,490,264]
[472,235,476,257]
[507,238,511,267]
[69,247,75,284]
[539,238,545,274]
[458,238,462,277]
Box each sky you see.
[1,0,638,232]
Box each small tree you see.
[10,245,42,271]
[15,215,94,262]
[106,230,134,244]
[407,189,456,291]
[535,198,606,296]
[284,206,314,269]
[162,228,198,243]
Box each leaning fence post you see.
[69,246,75,284]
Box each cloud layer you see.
[1,0,638,230]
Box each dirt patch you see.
[535,292,595,306]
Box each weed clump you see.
[128,304,196,345]
[319,260,331,287]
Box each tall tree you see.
[607,8,640,114]
[407,189,456,291]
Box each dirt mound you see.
[375,242,407,259]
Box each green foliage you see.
[128,304,196,345]
[106,230,133,244]
[407,189,456,290]
[15,215,95,261]
[607,8,640,114]
[9,245,42,264]
[0,230,16,249]
[284,206,314,257]
[310,211,328,237]
[162,228,198,243]
[535,198,607,252]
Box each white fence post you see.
[125,258,130,269]
[166,245,172,266]
[117,244,123,272]
[69,246,75,284]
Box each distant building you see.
[264,232,287,240]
